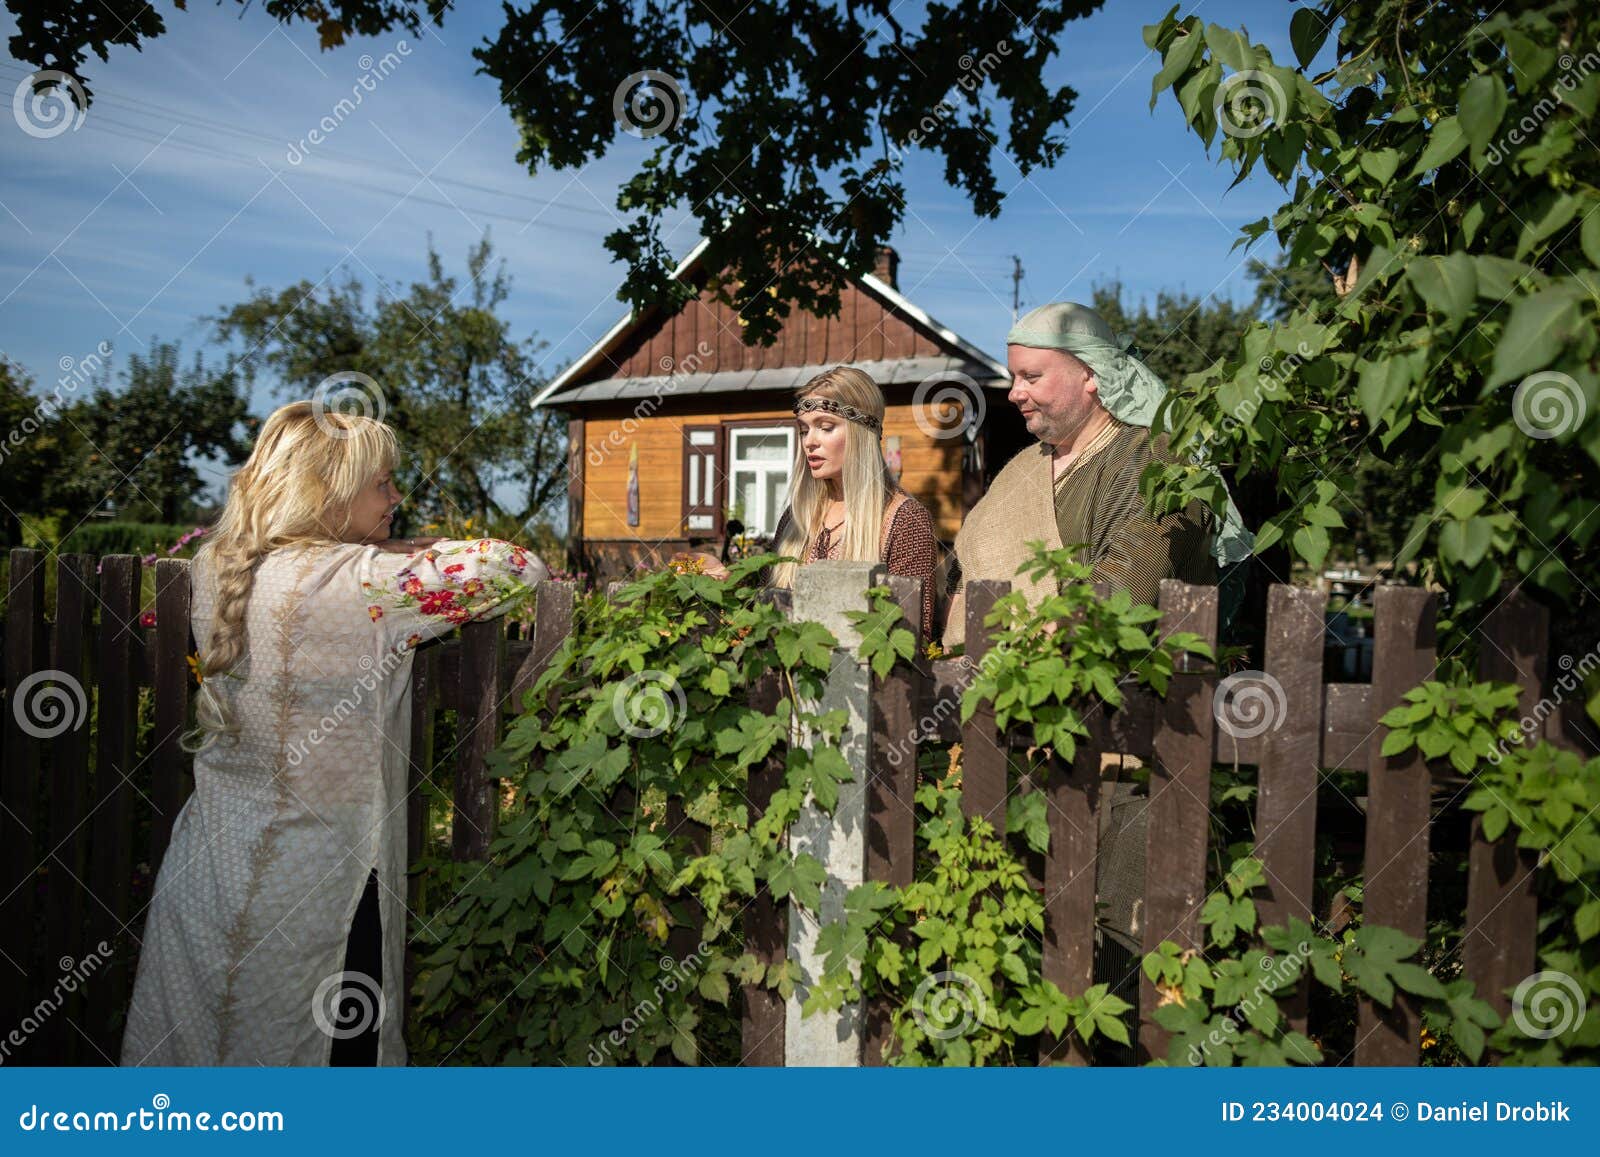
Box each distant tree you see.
[213,234,566,531]
[60,343,251,526]
[0,358,65,544]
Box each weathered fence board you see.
[1253,585,1326,1032]
[1356,586,1436,1065]
[1139,580,1219,1064]
[1462,592,1545,1034]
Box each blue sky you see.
[0,0,1304,503]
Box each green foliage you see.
[1466,743,1600,1064]
[409,552,842,1064]
[1376,678,1523,774]
[959,543,1214,758]
[1146,854,1501,1066]
[804,773,1132,1066]
[846,584,920,680]
[1143,2,1600,633]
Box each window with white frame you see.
[726,425,793,537]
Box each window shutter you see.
[681,425,723,536]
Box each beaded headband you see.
[793,395,883,435]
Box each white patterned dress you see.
[120,538,546,1066]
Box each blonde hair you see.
[184,400,399,753]
[771,366,893,589]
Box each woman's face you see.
[798,410,849,484]
[344,467,403,542]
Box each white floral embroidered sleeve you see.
[358,538,548,650]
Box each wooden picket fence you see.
[0,548,1590,1066]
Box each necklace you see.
[814,517,845,558]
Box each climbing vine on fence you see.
[410,552,846,1064]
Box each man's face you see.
[1007,345,1104,447]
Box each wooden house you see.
[532,239,1031,580]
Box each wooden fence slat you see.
[1355,585,1436,1066]
[863,574,925,1064]
[741,668,786,1066]
[406,644,439,914]
[1139,579,1218,1064]
[42,554,97,1065]
[1253,585,1326,1032]
[149,559,192,871]
[1462,592,1545,1028]
[3,548,47,1059]
[1041,738,1103,1065]
[959,580,1007,832]
[452,618,504,862]
[88,555,141,1063]
[510,580,575,709]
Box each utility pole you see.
[1010,255,1024,322]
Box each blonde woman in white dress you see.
[120,401,549,1066]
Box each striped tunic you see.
[1051,420,1217,605]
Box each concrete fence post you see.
[784,560,883,1066]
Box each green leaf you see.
[1582,209,1600,268]
[1487,290,1585,388]
[1291,522,1330,571]
[698,970,731,1005]
[1439,517,1493,568]
[1391,962,1448,1000]
[1204,23,1253,73]
[1407,253,1477,325]
[1459,73,1507,153]
[1412,115,1466,175]
[1358,148,1401,185]
[1288,7,1330,70]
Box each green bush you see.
[56,521,206,558]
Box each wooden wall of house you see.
[591,278,948,381]
[576,394,970,546]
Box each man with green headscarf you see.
[944,300,1253,649]
[944,300,1253,1061]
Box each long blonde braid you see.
[184,401,398,753]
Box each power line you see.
[0,62,623,223]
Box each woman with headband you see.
[767,365,940,641]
